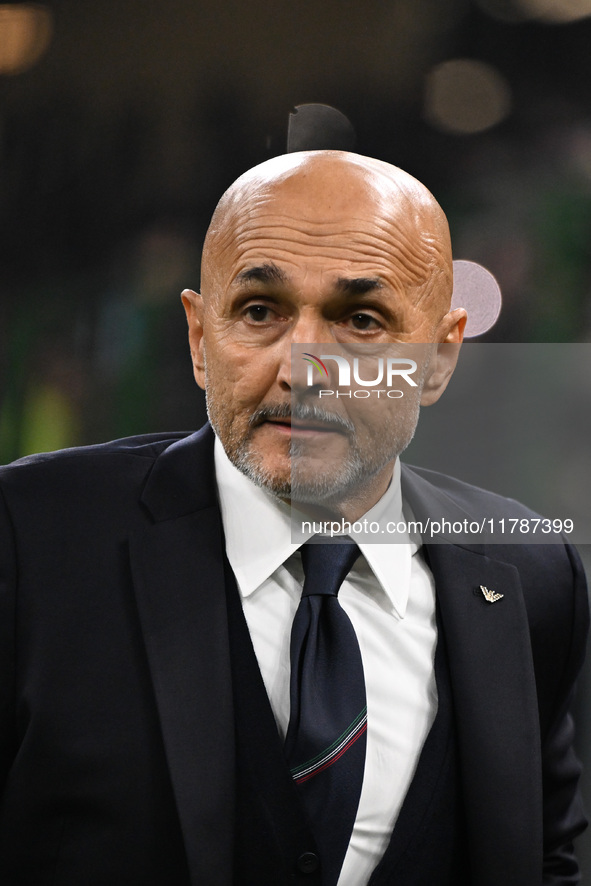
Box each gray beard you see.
[233,437,368,505]
[218,400,419,506]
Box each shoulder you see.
[0,431,192,473]
[401,462,540,520]
[402,461,583,577]
[0,431,200,516]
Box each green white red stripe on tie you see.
[290,707,367,784]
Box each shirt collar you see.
[214,436,419,619]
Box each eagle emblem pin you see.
[480,585,504,604]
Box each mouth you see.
[249,403,355,438]
[262,417,348,437]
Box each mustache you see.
[249,402,355,434]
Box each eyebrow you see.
[235,265,384,297]
[235,263,289,286]
[335,277,384,296]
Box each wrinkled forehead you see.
[202,152,452,294]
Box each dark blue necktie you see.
[284,538,367,886]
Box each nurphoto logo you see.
[302,352,418,399]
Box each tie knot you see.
[300,537,360,598]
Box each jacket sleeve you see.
[542,543,589,885]
[0,481,17,795]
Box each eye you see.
[347,312,381,331]
[244,304,276,323]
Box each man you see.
[0,151,587,885]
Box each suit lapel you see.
[402,465,542,886]
[129,427,235,886]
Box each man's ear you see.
[181,289,206,390]
[420,307,467,406]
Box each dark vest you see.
[224,559,470,886]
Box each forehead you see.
[212,172,437,291]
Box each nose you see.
[292,306,333,345]
[276,309,332,392]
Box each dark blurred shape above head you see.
[287,104,356,153]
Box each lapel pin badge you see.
[480,585,504,604]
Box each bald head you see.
[201,150,453,320]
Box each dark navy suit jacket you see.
[0,424,587,885]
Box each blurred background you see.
[3,0,591,459]
[1,0,591,873]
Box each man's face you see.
[183,155,464,513]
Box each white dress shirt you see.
[214,438,438,886]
